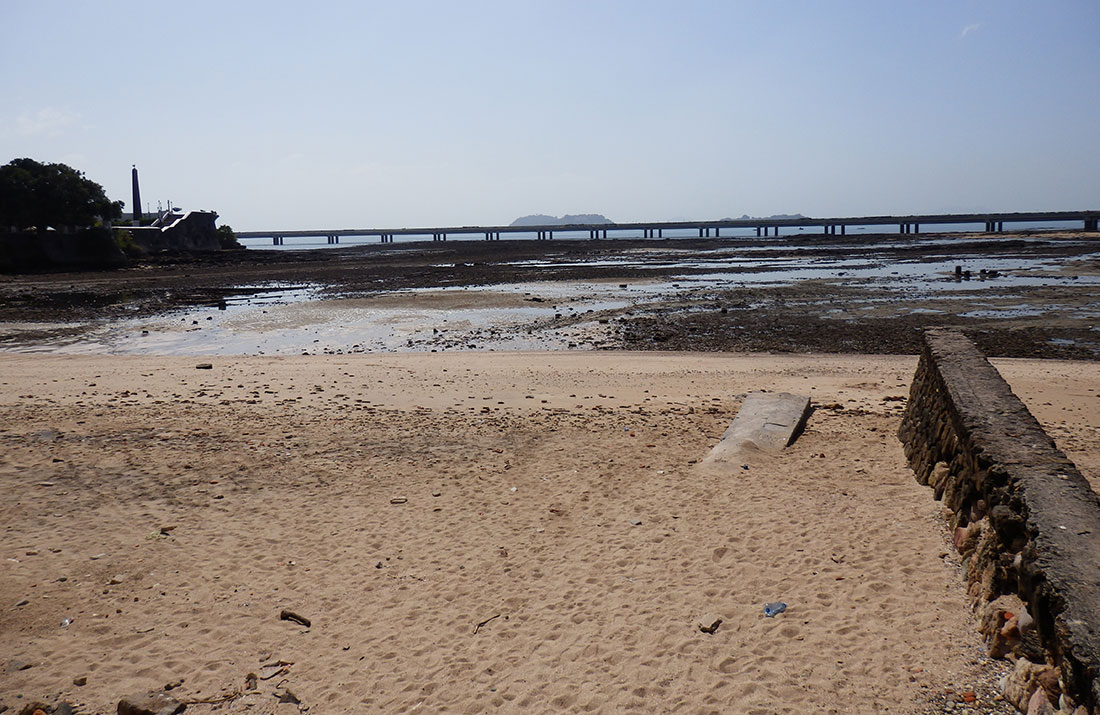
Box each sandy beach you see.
[2,351,1097,713]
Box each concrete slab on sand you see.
[702,391,811,465]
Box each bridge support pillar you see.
[658,229,663,237]
[913,223,919,234]
[1086,219,1098,232]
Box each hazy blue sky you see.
[2,1,1097,230]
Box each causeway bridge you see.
[236,210,1100,246]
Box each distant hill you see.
[510,214,613,226]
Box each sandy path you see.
[1,352,1097,714]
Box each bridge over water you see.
[236,210,1100,246]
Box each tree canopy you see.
[0,158,123,231]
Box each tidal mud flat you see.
[0,231,1097,358]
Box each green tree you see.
[0,158,123,231]
[216,224,242,249]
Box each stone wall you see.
[899,328,1100,713]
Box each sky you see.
[1,1,1098,231]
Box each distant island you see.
[510,213,806,227]
[510,214,614,226]
[728,213,807,221]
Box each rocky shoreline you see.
[1,232,1097,358]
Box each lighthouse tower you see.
[131,165,142,226]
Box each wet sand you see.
[2,231,1099,359]
[2,352,1099,713]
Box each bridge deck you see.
[236,210,1100,243]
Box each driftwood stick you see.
[280,609,311,627]
[473,613,500,634]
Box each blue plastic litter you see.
[763,601,787,617]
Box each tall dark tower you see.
[131,165,142,225]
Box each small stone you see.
[117,691,184,715]
[697,614,722,634]
[431,490,441,497]
[108,575,125,585]
[1027,688,1056,715]
[73,675,88,686]
[1003,658,1058,711]
[630,518,642,526]
[15,703,49,715]
[90,553,106,560]
[390,497,408,504]
[7,659,32,672]
[195,363,213,370]
[14,599,29,607]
